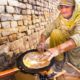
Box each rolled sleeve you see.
[70,20,80,47]
[70,34,80,47]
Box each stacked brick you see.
[0,0,59,56]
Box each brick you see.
[10,38,26,52]
[10,40,18,51]
[0,0,7,5]
[23,15,27,20]
[31,10,35,14]
[0,37,8,45]
[28,25,35,29]
[28,33,38,48]
[23,20,28,26]
[0,45,9,54]
[11,21,18,28]
[1,28,18,36]
[15,8,21,14]
[17,33,26,39]
[18,3,26,9]
[23,36,30,49]
[18,26,27,32]
[17,20,23,26]
[28,0,35,4]
[8,34,17,42]
[26,3,32,9]
[13,15,23,20]
[1,14,13,21]
[36,6,41,11]
[2,21,10,29]
[0,6,5,13]
[36,1,41,6]
[27,15,32,20]
[27,29,32,35]
[8,0,19,7]
[23,0,28,3]
[33,5,37,10]
[22,10,27,15]
[28,20,32,25]
[27,9,32,14]
[6,6,15,13]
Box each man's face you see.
[59,5,74,19]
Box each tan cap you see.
[59,0,75,6]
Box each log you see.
[0,68,19,78]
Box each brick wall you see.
[0,0,59,56]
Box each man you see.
[37,0,80,79]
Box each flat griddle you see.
[16,49,55,74]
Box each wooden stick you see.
[67,62,80,73]
[54,70,66,80]
[0,68,19,78]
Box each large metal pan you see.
[16,49,55,74]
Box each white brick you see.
[22,10,27,15]
[8,0,26,8]
[8,0,19,7]
[6,6,15,13]
[18,20,23,26]
[27,9,31,14]
[23,20,28,26]
[28,0,35,4]
[11,21,18,28]
[1,14,13,21]
[0,6,5,13]
[2,21,10,28]
[15,8,21,14]
[19,3,26,9]
[13,15,23,20]
[18,26,27,32]
[23,0,28,2]
[17,33,26,39]
[2,28,18,36]
[0,0,7,5]
[31,10,35,14]
[26,3,32,9]
[8,0,26,9]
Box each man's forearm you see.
[57,39,76,53]
[49,39,76,55]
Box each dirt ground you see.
[15,71,80,80]
[15,72,35,80]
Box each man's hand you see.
[37,34,47,52]
[39,48,59,61]
[37,42,48,52]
